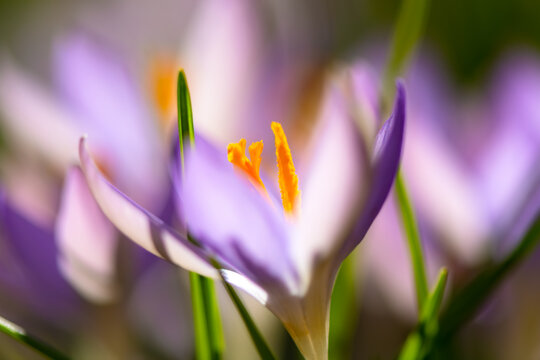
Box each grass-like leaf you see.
[177,69,195,165]
[178,70,223,360]
[189,272,212,360]
[0,315,69,360]
[398,268,448,360]
[383,0,431,102]
[200,276,225,358]
[395,171,429,311]
[218,272,277,360]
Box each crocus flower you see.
[79,65,405,358]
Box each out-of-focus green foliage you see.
[360,0,540,83]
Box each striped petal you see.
[79,136,217,279]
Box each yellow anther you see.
[271,122,300,214]
[227,139,266,190]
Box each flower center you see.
[227,122,301,215]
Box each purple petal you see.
[403,119,489,263]
[55,167,119,303]
[0,189,77,308]
[181,137,301,294]
[78,137,217,278]
[54,34,167,209]
[490,53,540,141]
[477,54,540,230]
[338,82,406,261]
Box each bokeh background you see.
[0,0,539,359]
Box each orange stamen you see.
[271,122,300,214]
[227,139,266,190]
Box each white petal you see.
[79,137,218,278]
[291,87,368,291]
[179,0,261,145]
[220,269,269,305]
[0,60,80,170]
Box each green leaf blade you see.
[200,277,225,359]
[395,171,429,312]
[383,0,431,101]
[177,69,195,168]
[189,273,212,360]
[0,315,70,360]
[220,278,276,360]
[177,70,223,360]
[329,252,359,359]
[397,268,449,360]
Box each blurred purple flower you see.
[0,33,169,302]
[362,51,540,319]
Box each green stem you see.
[395,171,429,312]
[200,277,225,359]
[0,315,69,360]
[189,273,212,360]
[329,252,359,359]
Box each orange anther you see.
[227,139,266,190]
[271,122,300,214]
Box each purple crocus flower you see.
[79,69,405,358]
[362,51,540,320]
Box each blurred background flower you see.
[0,0,539,359]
